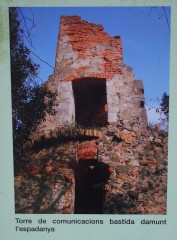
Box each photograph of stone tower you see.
[11,7,169,214]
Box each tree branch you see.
[162,7,170,32]
[148,6,170,33]
[17,7,36,49]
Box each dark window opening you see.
[140,101,145,108]
[72,78,108,127]
[74,161,110,214]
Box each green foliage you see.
[160,92,169,121]
[9,8,57,155]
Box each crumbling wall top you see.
[54,15,123,82]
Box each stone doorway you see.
[72,78,108,127]
[74,161,110,214]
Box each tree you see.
[9,8,56,156]
[160,92,169,121]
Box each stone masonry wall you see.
[15,125,167,214]
[34,15,147,140]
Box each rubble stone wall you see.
[15,126,168,214]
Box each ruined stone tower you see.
[16,16,168,215]
[36,15,147,138]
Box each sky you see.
[19,7,170,125]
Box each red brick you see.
[77,141,97,160]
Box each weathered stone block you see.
[108,112,117,122]
[116,130,136,144]
[115,165,131,174]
